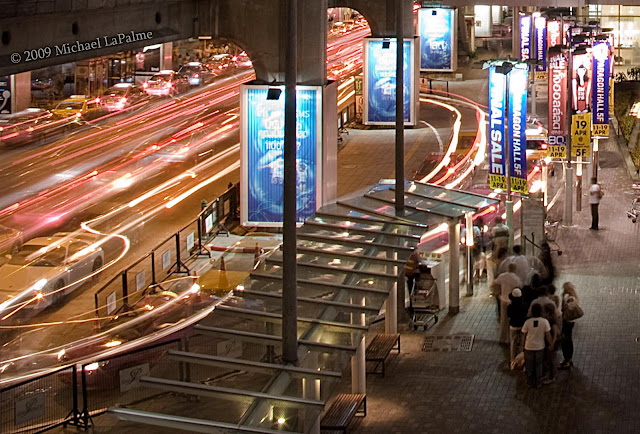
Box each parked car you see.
[52,95,108,120]
[178,62,215,86]
[102,83,145,112]
[0,233,104,316]
[142,71,190,97]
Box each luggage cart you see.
[409,274,440,331]
[627,197,640,223]
[544,220,563,256]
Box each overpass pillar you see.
[161,42,173,71]
[0,72,30,114]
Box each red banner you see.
[547,20,561,48]
[548,51,567,138]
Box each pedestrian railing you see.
[93,183,239,326]
[0,340,182,433]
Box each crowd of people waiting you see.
[480,217,584,389]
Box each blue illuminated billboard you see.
[240,85,322,227]
[508,66,528,194]
[488,65,506,191]
[419,8,456,72]
[363,38,417,126]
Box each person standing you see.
[494,263,522,344]
[491,216,509,256]
[560,282,580,369]
[522,303,552,388]
[404,251,421,296]
[589,177,603,230]
[507,288,527,365]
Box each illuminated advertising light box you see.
[363,38,418,126]
[488,65,506,190]
[572,52,592,114]
[591,41,610,138]
[547,51,568,159]
[519,15,532,61]
[240,85,322,227]
[508,66,528,194]
[534,16,547,80]
[419,7,457,72]
[474,6,492,38]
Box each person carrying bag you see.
[560,282,582,369]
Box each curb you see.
[206,244,262,253]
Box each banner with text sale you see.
[488,66,507,190]
[519,15,532,61]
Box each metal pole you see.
[504,69,514,251]
[565,44,574,226]
[593,137,599,181]
[530,16,537,117]
[448,220,460,314]
[282,0,298,365]
[395,0,405,213]
[576,155,583,211]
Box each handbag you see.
[562,297,584,321]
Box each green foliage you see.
[468,50,478,60]
[619,115,636,142]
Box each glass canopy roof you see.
[110,181,498,432]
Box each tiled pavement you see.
[335,127,640,433]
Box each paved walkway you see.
[334,128,640,433]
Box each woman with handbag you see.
[560,282,583,369]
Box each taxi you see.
[525,124,549,163]
[52,95,107,120]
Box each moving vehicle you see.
[52,95,108,120]
[142,71,190,97]
[178,62,215,86]
[0,224,23,256]
[0,108,64,146]
[102,83,145,112]
[0,233,104,317]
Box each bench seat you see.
[320,393,366,433]
[365,333,400,376]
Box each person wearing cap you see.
[507,288,528,365]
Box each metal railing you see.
[0,340,181,433]
[93,183,239,329]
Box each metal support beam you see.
[395,0,405,214]
[448,220,460,314]
[351,335,366,394]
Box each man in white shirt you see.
[522,303,552,388]
[588,177,603,230]
[493,263,523,344]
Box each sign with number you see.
[488,65,506,190]
[535,71,547,81]
[548,51,568,160]
[547,145,566,159]
[592,123,609,137]
[571,113,591,157]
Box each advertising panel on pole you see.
[519,15,532,61]
[488,66,507,190]
[534,16,547,80]
[508,66,528,194]
[547,50,568,159]
[419,7,456,72]
[474,6,492,38]
[363,38,418,126]
[571,113,591,157]
[0,76,11,114]
[547,20,561,48]
[572,51,592,114]
[591,41,610,138]
[240,85,323,227]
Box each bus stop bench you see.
[320,393,366,433]
[365,333,400,376]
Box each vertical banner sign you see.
[519,15,532,61]
[419,8,456,72]
[609,36,615,116]
[534,16,547,80]
[508,66,528,194]
[571,51,592,157]
[488,66,507,190]
[591,41,610,138]
[240,86,322,226]
[548,51,568,159]
[572,51,592,114]
[547,20,561,48]
[363,38,416,126]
